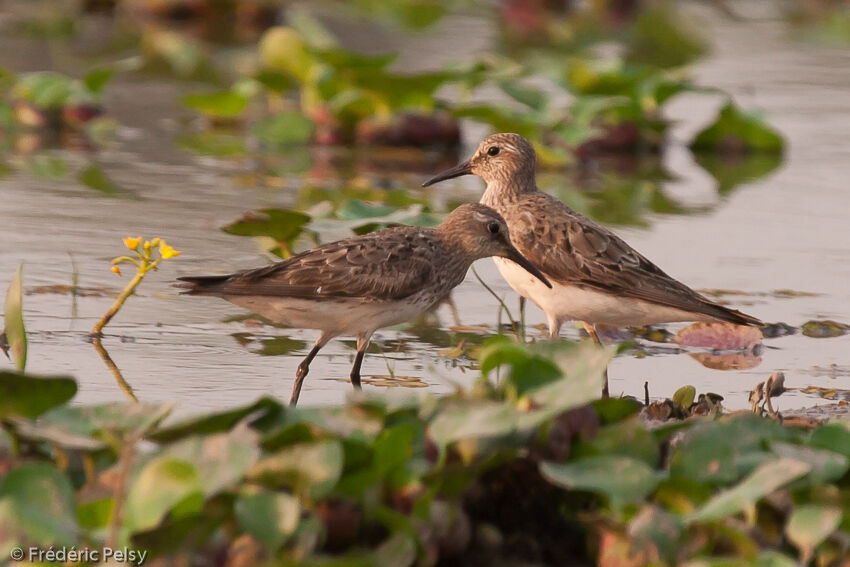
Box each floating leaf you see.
[540,455,659,506]
[801,319,849,338]
[690,102,784,154]
[78,164,125,196]
[181,90,249,119]
[222,208,313,258]
[3,264,26,371]
[694,152,783,194]
[688,458,810,522]
[253,111,314,148]
[0,371,76,418]
[13,71,73,108]
[82,68,113,96]
[177,132,247,157]
[0,463,78,545]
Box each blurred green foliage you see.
[1,339,848,565]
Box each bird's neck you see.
[480,179,536,207]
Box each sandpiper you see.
[424,133,761,394]
[177,203,551,405]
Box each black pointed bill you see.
[422,160,472,187]
[504,246,552,289]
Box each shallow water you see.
[1,5,848,414]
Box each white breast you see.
[493,257,714,329]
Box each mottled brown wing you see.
[504,193,760,325]
[182,227,437,301]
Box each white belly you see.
[225,295,430,337]
[493,257,714,328]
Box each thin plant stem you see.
[470,265,518,334]
[92,271,145,337]
[92,337,138,403]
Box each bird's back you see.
[486,190,760,326]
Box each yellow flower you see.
[151,238,161,247]
[159,242,181,260]
[123,236,142,250]
[111,265,122,276]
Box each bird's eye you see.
[487,146,500,157]
[487,221,500,234]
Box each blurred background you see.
[0,0,848,413]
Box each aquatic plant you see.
[92,237,181,336]
[0,338,847,566]
[1,265,26,371]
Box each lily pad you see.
[690,102,784,154]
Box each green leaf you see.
[335,199,397,221]
[785,504,842,560]
[479,337,562,397]
[669,414,796,484]
[690,102,784,154]
[235,489,300,552]
[249,440,344,498]
[181,90,249,119]
[540,455,659,506]
[0,463,78,546]
[3,264,26,371]
[694,152,783,194]
[672,385,696,409]
[0,371,76,418]
[222,208,312,257]
[499,81,546,112]
[124,457,204,533]
[177,132,247,157]
[157,428,260,496]
[808,422,850,457]
[769,442,848,484]
[39,402,172,441]
[149,397,282,443]
[78,164,125,196]
[688,458,810,522]
[253,111,314,147]
[82,68,113,95]
[13,71,73,109]
[77,497,113,530]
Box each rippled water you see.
[1,5,848,414]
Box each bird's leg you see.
[290,335,328,406]
[583,322,609,399]
[547,315,562,340]
[519,296,526,342]
[444,294,462,327]
[350,332,373,391]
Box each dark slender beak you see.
[422,160,472,187]
[504,246,552,289]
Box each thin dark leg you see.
[350,332,373,391]
[519,296,526,342]
[583,322,610,399]
[290,338,325,406]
